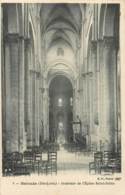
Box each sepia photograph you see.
[1,2,122,178]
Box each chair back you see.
[48,151,57,163]
[94,152,103,163]
[23,151,34,162]
[34,152,42,162]
[11,152,23,163]
[103,151,112,164]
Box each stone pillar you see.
[34,71,40,146]
[91,41,98,149]
[18,36,25,152]
[34,71,38,146]
[24,38,31,148]
[82,72,89,149]
[39,84,44,143]
[91,41,98,123]
[101,37,117,151]
[88,72,94,148]
[28,70,35,147]
[5,34,20,152]
[97,40,104,151]
[31,71,36,146]
[43,86,49,140]
[86,73,91,150]
[81,74,87,133]
[46,88,50,140]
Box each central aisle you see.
[57,145,93,175]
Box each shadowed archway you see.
[49,75,73,144]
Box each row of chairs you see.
[3,150,57,176]
[27,143,60,153]
[33,151,57,175]
[89,151,121,174]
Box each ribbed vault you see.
[40,4,82,79]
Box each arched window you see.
[58,98,63,107]
[70,97,73,106]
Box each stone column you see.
[24,38,30,148]
[101,37,117,151]
[85,72,91,150]
[88,72,94,148]
[43,86,49,140]
[91,41,98,124]
[81,74,87,133]
[18,36,25,152]
[82,74,87,122]
[31,71,36,146]
[116,50,121,152]
[82,72,89,149]
[34,71,40,146]
[46,88,50,140]
[39,84,44,143]
[73,84,77,120]
[96,40,104,151]
[28,70,35,147]
[4,34,20,152]
[91,41,98,149]
[34,71,38,146]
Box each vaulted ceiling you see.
[40,4,82,80]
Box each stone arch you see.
[45,60,77,88]
[48,71,74,90]
[48,74,74,143]
[98,4,106,40]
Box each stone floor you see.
[56,145,93,175]
[30,145,93,176]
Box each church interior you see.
[1,3,121,176]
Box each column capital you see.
[97,39,104,47]
[82,71,93,77]
[82,73,87,78]
[39,87,45,94]
[24,37,31,48]
[30,69,36,74]
[36,72,41,79]
[91,40,97,51]
[30,69,41,79]
[4,33,24,43]
[103,36,117,49]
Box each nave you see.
[1,3,121,176]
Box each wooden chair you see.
[38,152,49,175]
[89,152,103,174]
[46,151,57,175]
[33,152,42,175]
[12,152,30,176]
[3,152,30,176]
[23,151,35,173]
[3,153,13,176]
[100,151,121,174]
